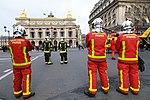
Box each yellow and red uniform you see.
[86,32,109,94]
[116,33,140,94]
[9,37,33,98]
[110,39,116,59]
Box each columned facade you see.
[15,10,82,48]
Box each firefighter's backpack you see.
[61,42,66,51]
[45,41,50,50]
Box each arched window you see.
[31,41,35,46]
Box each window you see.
[53,32,57,37]
[31,32,35,38]
[69,31,72,37]
[38,32,42,38]
[60,32,64,37]
[46,32,49,36]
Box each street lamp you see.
[4,26,10,43]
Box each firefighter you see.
[43,36,53,65]
[9,25,35,99]
[58,37,68,64]
[110,38,116,60]
[84,18,110,98]
[115,20,140,95]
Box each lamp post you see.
[4,26,10,44]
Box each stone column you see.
[57,28,60,38]
[42,29,46,39]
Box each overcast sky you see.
[0,0,98,36]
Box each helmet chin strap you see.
[93,27,103,33]
[123,29,133,33]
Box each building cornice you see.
[15,17,76,21]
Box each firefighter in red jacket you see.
[84,18,110,97]
[9,25,35,99]
[110,38,116,60]
[116,20,140,95]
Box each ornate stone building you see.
[15,10,82,48]
[89,0,150,33]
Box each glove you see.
[138,56,145,72]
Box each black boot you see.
[131,91,138,95]
[84,90,95,98]
[23,92,35,99]
[116,88,128,95]
[112,58,116,60]
[64,62,68,64]
[15,95,22,98]
[101,89,108,94]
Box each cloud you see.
[0,0,97,36]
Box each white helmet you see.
[92,18,103,32]
[121,20,134,33]
[60,37,64,41]
[13,25,26,37]
[45,36,49,40]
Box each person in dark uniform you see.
[43,36,53,65]
[58,38,68,64]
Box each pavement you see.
[0,49,150,100]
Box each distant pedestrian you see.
[110,38,116,60]
[9,25,35,99]
[84,18,109,98]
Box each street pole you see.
[4,26,10,45]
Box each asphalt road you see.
[0,49,150,100]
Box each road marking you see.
[0,53,43,81]
[0,58,11,61]
[0,70,13,80]
[3,69,11,73]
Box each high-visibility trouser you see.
[44,53,51,63]
[13,67,32,98]
[60,53,67,63]
[111,50,115,58]
[88,60,109,94]
[118,62,140,94]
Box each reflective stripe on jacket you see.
[43,41,53,53]
[116,34,140,64]
[9,38,33,69]
[86,32,107,62]
[58,41,67,53]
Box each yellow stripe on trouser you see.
[13,74,22,95]
[14,90,22,95]
[119,70,128,91]
[102,86,109,91]
[130,86,139,91]
[89,70,97,92]
[130,78,140,92]
[23,74,31,95]
[101,71,109,91]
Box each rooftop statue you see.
[20,9,27,18]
